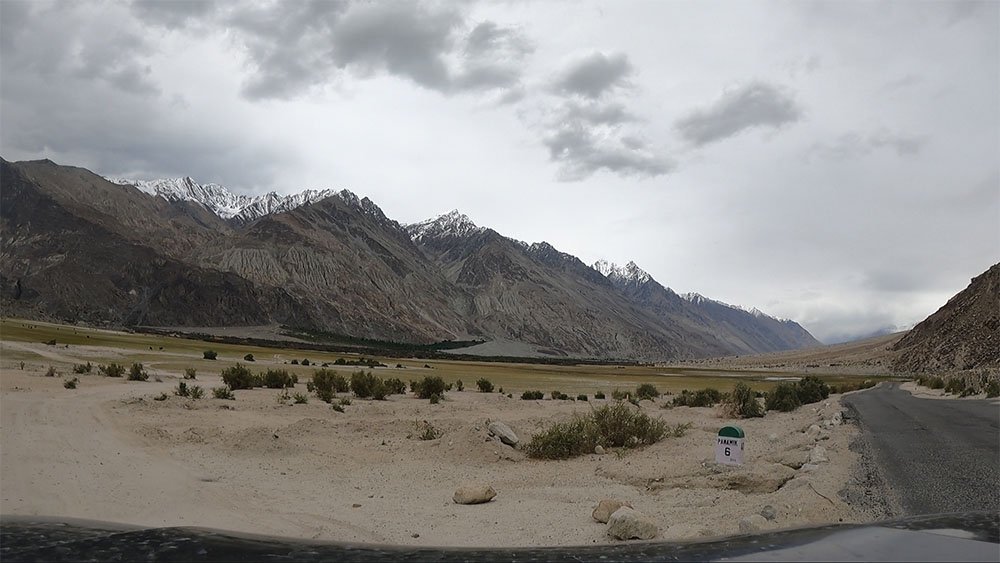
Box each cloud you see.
[228,2,531,100]
[543,116,673,181]
[130,0,217,30]
[808,129,924,160]
[553,52,633,99]
[675,81,802,146]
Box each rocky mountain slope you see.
[1,157,821,360]
[891,263,1000,372]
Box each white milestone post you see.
[715,425,745,465]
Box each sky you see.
[1,0,997,344]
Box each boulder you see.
[592,499,633,523]
[595,445,605,455]
[607,507,658,540]
[760,505,777,521]
[805,424,821,439]
[809,445,828,464]
[453,483,497,504]
[739,514,768,533]
[487,421,518,447]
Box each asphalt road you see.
[842,382,1000,516]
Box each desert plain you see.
[1,320,887,547]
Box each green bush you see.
[203,350,217,360]
[672,388,723,407]
[188,385,204,400]
[928,376,945,389]
[456,379,464,391]
[721,382,764,418]
[634,383,659,401]
[99,363,125,378]
[765,382,802,412]
[524,402,673,460]
[262,369,294,389]
[175,381,190,397]
[316,389,335,403]
[413,421,441,440]
[184,367,197,380]
[986,380,1000,398]
[476,378,494,393]
[301,359,310,366]
[312,369,349,394]
[577,394,588,401]
[45,366,57,377]
[796,376,830,404]
[128,363,149,381]
[611,388,628,400]
[244,353,255,362]
[429,393,441,404]
[594,392,606,399]
[521,390,544,400]
[350,370,379,398]
[339,397,351,406]
[212,387,235,400]
[371,379,389,400]
[332,403,345,413]
[384,377,407,395]
[290,359,299,365]
[221,363,254,390]
[944,377,966,395]
[72,362,92,374]
[64,377,79,389]
[413,376,447,399]
[293,392,309,404]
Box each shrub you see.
[45,339,57,346]
[175,381,190,397]
[986,380,1000,398]
[332,403,345,413]
[429,393,441,404]
[153,392,168,401]
[64,377,79,389]
[301,359,310,366]
[188,385,204,400]
[128,363,149,381]
[99,363,125,378]
[456,379,464,391]
[312,369,349,394]
[765,382,802,412]
[796,376,830,404]
[350,370,379,398]
[551,390,563,400]
[262,369,294,389]
[959,387,977,398]
[521,390,544,400]
[721,382,764,418]
[413,376,447,399]
[669,422,693,437]
[317,389,335,403]
[203,350,217,360]
[476,378,494,393]
[184,368,197,380]
[244,353,255,362]
[594,391,606,399]
[525,402,672,460]
[413,421,441,440]
[290,359,299,365]
[577,394,588,401]
[371,379,389,401]
[944,377,966,395]
[293,392,309,404]
[45,366,58,377]
[634,383,659,401]
[672,388,723,408]
[611,389,628,400]
[339,397,351,406]
[212,387,235,400]
[928,376,945,389]
[221,363,254,390]
[385,377,407,395]
[72,362,92,374]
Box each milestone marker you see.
[715,425,745,465]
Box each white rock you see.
[607,507,659,540]
[739,514,768,533]
[595,445,605,455]
[767,433,778,443]
[487,421,518,447]
[800,463,820,472]
[453,483,497,504]
[809,445,828,463]
[592,499,633,523]
[806,424,821,438]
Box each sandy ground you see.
[1,342,875,547]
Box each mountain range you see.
[1,157,821,361]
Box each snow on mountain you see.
[682,292,785,321]
[591,259,651,285]
[108,176,354,222]
[406,209,485,241]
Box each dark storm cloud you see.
[543,119,673,181]
[228,2,531,100]
[553,52,633,99]
[675,81,802,146]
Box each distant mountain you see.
[891,263,1000,372]
[1,157,823,360]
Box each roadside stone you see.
[739,514,768,533]
[592,499,633,523]
[800,463,820,472]
[595,445,605,455]
[765,449,810,470]
[767,433,778,443]
[760,505,777,521]
[453,483,497,504]
[487,421,518,447]
[810,445,828,464]
[806,424,821,439]
[607,507,658,540]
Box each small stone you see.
[809,445,828,464]
[411,533,420,538]
[806,424,821,438]
[487,421,519,447]
[800,463,820,472]
[739,514,768,533]
[607,507,658,540]
[767,433,778,443]
[595,445,605,455]
[592,499,633,523]
[453,483,497,505]
[760,505,777,521]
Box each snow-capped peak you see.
[682,293,784,321]
[108,175,350,222]
[406,209,484,241]
[591,259,652,285]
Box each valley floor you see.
[1,341,876,547]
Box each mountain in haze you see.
[891,263,999,372]
[2,157,821,360]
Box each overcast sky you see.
[2,0,997,344]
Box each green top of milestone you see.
[718,426,745,438]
